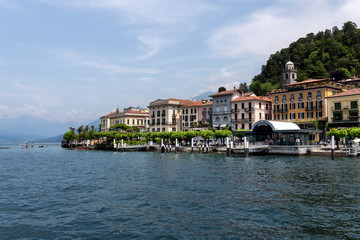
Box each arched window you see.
[290,94,295,101]
[282,95,287,102]
[299,93,303,100]
[215,117,220,123]
[223,116,229,123]
[275,96,279,102]
[316,91,321,99]
[307,92,312,100]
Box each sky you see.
[0,0,360,124]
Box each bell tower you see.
[283,61,297,85]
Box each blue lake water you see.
[0,145,360,239]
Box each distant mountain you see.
[192,91,215,101]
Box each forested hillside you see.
[250,21,360,96]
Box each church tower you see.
[283,61,297,85]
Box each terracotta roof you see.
[326,88,360,98]
[181,101,212,107]
[209,89,238,97]
[101,112,117,118]
[231,96,271,102]
[285,78,329,86]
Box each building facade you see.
[326,88,360,128]
[210,88,241,129]
[148,98,196,132]
[180,99,212,131]
[100,107,150,132]
[270,63,353,129]
[231,96,272,130]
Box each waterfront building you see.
[210,88,244,129]
[250,120,317,144]
[231,96,272,130]
[148,98,197,132]
[326,88,360,128]
[180,99,212,131]
[100,107,150,132]
[339,77,360,87]
[100,109,119,132]
[269,62,353,129]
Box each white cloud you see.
[42,0,215,25]
[136,35,171,60]
[0,104,47,118]
[205,67,240,92]
[55,50,160,74]
[209,0,360,58]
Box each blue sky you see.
[0,0,359,123]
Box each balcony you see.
[306,107,314,111]
[244,107,254,112]
[280,108,288,113]
[273,109,280,113]
[332,117,360,122]
[231,109,240,113]
[212,111,231,115]
[316,105,323,110]
[231,118,252,123]
[161,113,166,117]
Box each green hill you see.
[250,21,360,96]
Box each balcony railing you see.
[231,118,252,123]
[332,117,360,122]
[231,109,240,113]
[306,107,314,111]
[212,111,231,115]
[273,109,280,113]
[280,108,288,113]
[316,105,323,110]
[244,107,254,112]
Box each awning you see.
[220,124,228,128]
[213,125,219,128]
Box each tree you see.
[239,82,250,93]
[218,86,226,92]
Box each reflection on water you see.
[0,146,359,239]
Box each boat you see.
[0,147,10,149]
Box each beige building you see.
[148,98,196,132]
[326,88,360,128]
[231,96,272,130]
[100,107,150,132]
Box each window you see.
[275,96,279,103]
[162,110,166,116]
[223,116,228,122]
[282,103,287,111]
[316,91,321,99]
[249,123,252,129]
[259,113,262,119]
[282,95,287,102]
[307,101,313,110]
[248,102,252,109]
[274,115,280,120]
[249,113,252,120]
[307,92,312,100]
[316,101,322,109]
[242,124,245,129]
[132,119,135,125]
[351,101,358,109]
[191,109,193,114]
[194,108,197,114]
[298,112,304,119]
[127,119,129,124]
[290,103,296,109]
[298,102,304,109]
[316,111,323,118]
[290,113,296,119]
[266,104,268,110]
[186,109,188,114]
[307,112,313,118]
[282,113,287,120]
[241,103,245,109]
[290,94,295,101]
[157,111,160,117]
[259,103,261,109]
[334,102,341,110]
[162,128,165,132]
[299,93,303,101]
[242,113,245,119]
[215,117,220,123]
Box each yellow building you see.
[326,88,360,128]
[100,107,150,132]
[270,78,352,129]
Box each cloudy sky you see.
[0,0,359,123]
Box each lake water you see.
[0,145,359,239]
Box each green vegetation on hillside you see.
[250,21,360,96]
